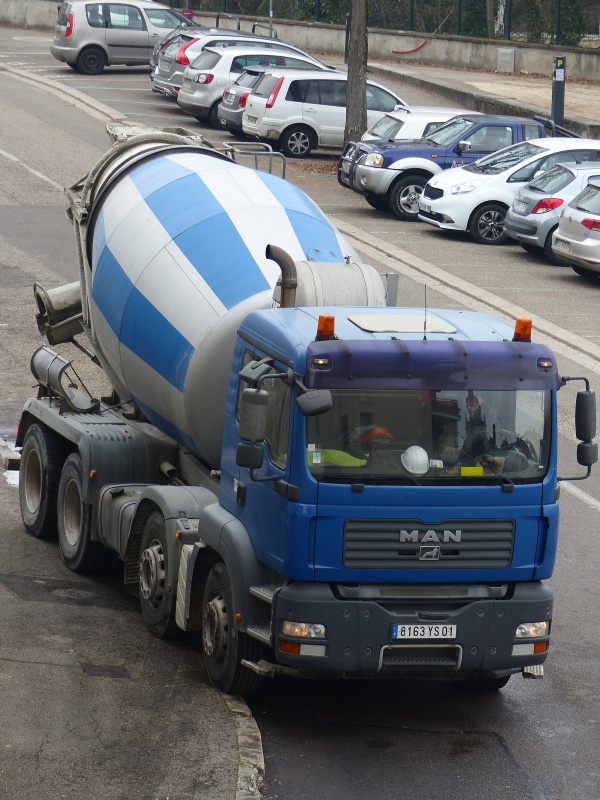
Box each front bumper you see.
[270,581,552,678]
[418,197,471,232]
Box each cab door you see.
[105,3,151,64]
[441,124,515,169]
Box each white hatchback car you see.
[242,69,407,157]
[361,107,479,142]
[50,0,192,74]
[177,46,335,127]
[552,180,600,277]
[419,138,600,244]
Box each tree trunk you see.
[344,0,368,147]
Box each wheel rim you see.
[202,591,229,660]
[62,478,82,547]
[287,131,309,156]
[398,184,422,215]
[139,539,166,608]
[477,209,505,241]
[23,449,42,514]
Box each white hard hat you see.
[401,445,430,476]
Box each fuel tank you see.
[83,138,376,468]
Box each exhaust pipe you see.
[266,244,297,309]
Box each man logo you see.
[419,546,440,560]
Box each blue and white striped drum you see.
[88,149,360,466]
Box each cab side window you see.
[318,80,347,107]
[108,4,145,30]
[86,3,105,27]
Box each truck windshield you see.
[425,117,476,146]
[305,388,551,484]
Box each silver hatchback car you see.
[552,180,600,277]
[50,0,192,75]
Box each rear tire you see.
[57,453,105,573]
[209,101,221,128]
[571,265,599,278]
[469,202,508,245]
[202,562,265,694]
[388,175,426,221]
[19,423,67,539]
[76,46,106,76]
[518,243,540,255]
[279,125,315,158]
[139,510,179,639]
[544,226,568,265]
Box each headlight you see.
[281,620,326,639]
[363,153,384,168]
[515,621,548,638]
[450,179,487,195]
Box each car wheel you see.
[76,46,107,76]
[388,175,426,221]
[571,265,599,279]
[19,423,67,539]
[544,226,569,265]
[57,453,106,574]
[518,243,540,255]
[365,193,389,212]
[469,203,508,245]
[202,561,265,694]
[209,101,221,128]
[279,125,315,158]
[139,510,179,639]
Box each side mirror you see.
[575,388,596,442]
[236,442,264,469]
[577,440,598,468]
[297,389,333,417]
[238,388,268,442]
[455,140,472,153]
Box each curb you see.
[222,695,265,800]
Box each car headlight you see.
[515,621,548,638]
[450,179,487,195]
[363,153,384,168]
[281,620,326,638]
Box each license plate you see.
[555,238,572,253]
[420,202,431,214]
[392,623,456,640]
[245,115,257,124]
[514,200,528,213]
[340,160,349,175]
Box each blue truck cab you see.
[338,114,546,221]
[218,304,596,692]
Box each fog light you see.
[515,621,548,638]
[281,620,326,639]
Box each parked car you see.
[242,69,406,157]
[177,47,337,127]
[418,138,600,244]
[152,31,329,99]
[149,21,221,81]
[338,114,546,219]
[50,0,194,75]
[361,107,480,142]
[552,180,600,277]
[504,162,600,263]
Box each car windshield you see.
[571,182,600,213]
[305,388,550,485]
[369,115,404,138]
[425,117,474,146]
[526,164,576,193]
[467,142,547,175]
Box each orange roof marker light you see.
[513,317,532,343]
[316,313,336,340]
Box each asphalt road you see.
[1,27,600,800]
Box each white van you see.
[242,69,407,157]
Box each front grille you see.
[343,518,515,569]
[423,184,444,200]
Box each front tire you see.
[365,193,389,212]
[76,46,106,75]
[279,125,315,158]
[202,562,264,694]
[57,453,105,573]
[139,511,178,639]
[388,175,426,221]
[19,423,67,539]
[469,203,508,245]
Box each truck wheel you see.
[460,673,512,691]
[388,175,425,221]
[19,423,67,539]
[365,193,389,212]
[57,453,105,573]
[469,203,508,245]
[76,46,106,75]
[278,125,315,158]
[202,562,264,694]
[139,511,178,639]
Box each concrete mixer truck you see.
[16,125,597,694]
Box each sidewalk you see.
[362,58,600,137]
